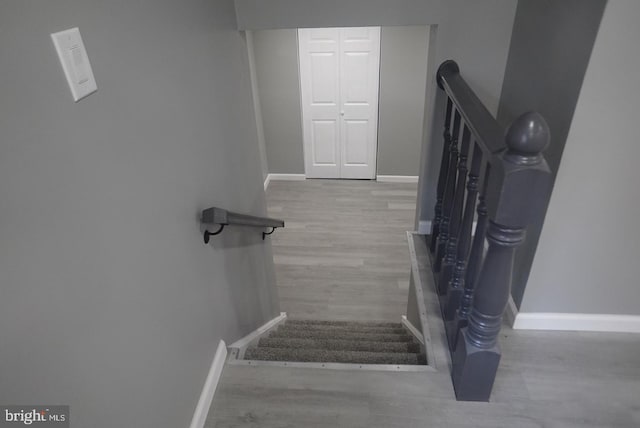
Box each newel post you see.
[451,112,551,402]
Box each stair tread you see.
[258,337,421,354]
[269,329,414,342]
[245,346,426,365]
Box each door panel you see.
[299,27,380,179]
[343,120,368,164]
[342,53,369,102]
[339,27,379,179]
[299,28,340,178]
[310,53,337,103]
[311,120,338,165]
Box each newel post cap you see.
[505,112,550,163]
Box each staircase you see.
[243,319,427,366]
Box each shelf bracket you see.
[203,224,225,244]
[262,227,277,240]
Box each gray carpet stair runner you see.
[244,319,427,365]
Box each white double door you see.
[298,27,380,179]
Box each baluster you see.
[443,142,481,334]
[430,97,454,253]
[433,110,461,280]
[448,165,489,350]
[451,112,550,402]
[439,125,471,302]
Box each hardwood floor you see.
[205,178,640,428]
[265,179,418,322]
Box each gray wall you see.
[251,26,430,177]
[412,0,519,228]
[377,26,430,176]
[235,0,445,29]
[521,0,640,315]
[252,29,305,174]
[498,0,607,175]
[236,0,518,226]
[496,0,606,307]
[246,32,270,180]
[0,1,279,427]
[238,0,518,189]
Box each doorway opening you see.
[247,26,430,184]
[298,27,381,179]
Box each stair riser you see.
[277,325,408,335]
[258,337,421,354]
[245,347,426,365]
[285,320,403,329]
[269,330,414,343]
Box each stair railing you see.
[201,206,284,243]
[428,60,551,401]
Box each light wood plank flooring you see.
[208,324,640,427]
[206,182,640,427]
[265,179,418,322]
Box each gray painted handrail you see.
[201,207,284,243]
[437,60,505,155]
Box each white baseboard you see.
[401,315,425,345]
[504,295,518,327]
[264,174,306,190]
[189,340,227,428]
[269,173,306,181]
[417,220,432,234]
[513,312,640,333]
[270,173,306,181]
[228,312,287,349]
[376,175,419,183]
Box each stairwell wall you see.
[250,26,430,177]
[520,0,640,317]
[0,0,279,427]
[496,0,607,309]
[237,0,518,184]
